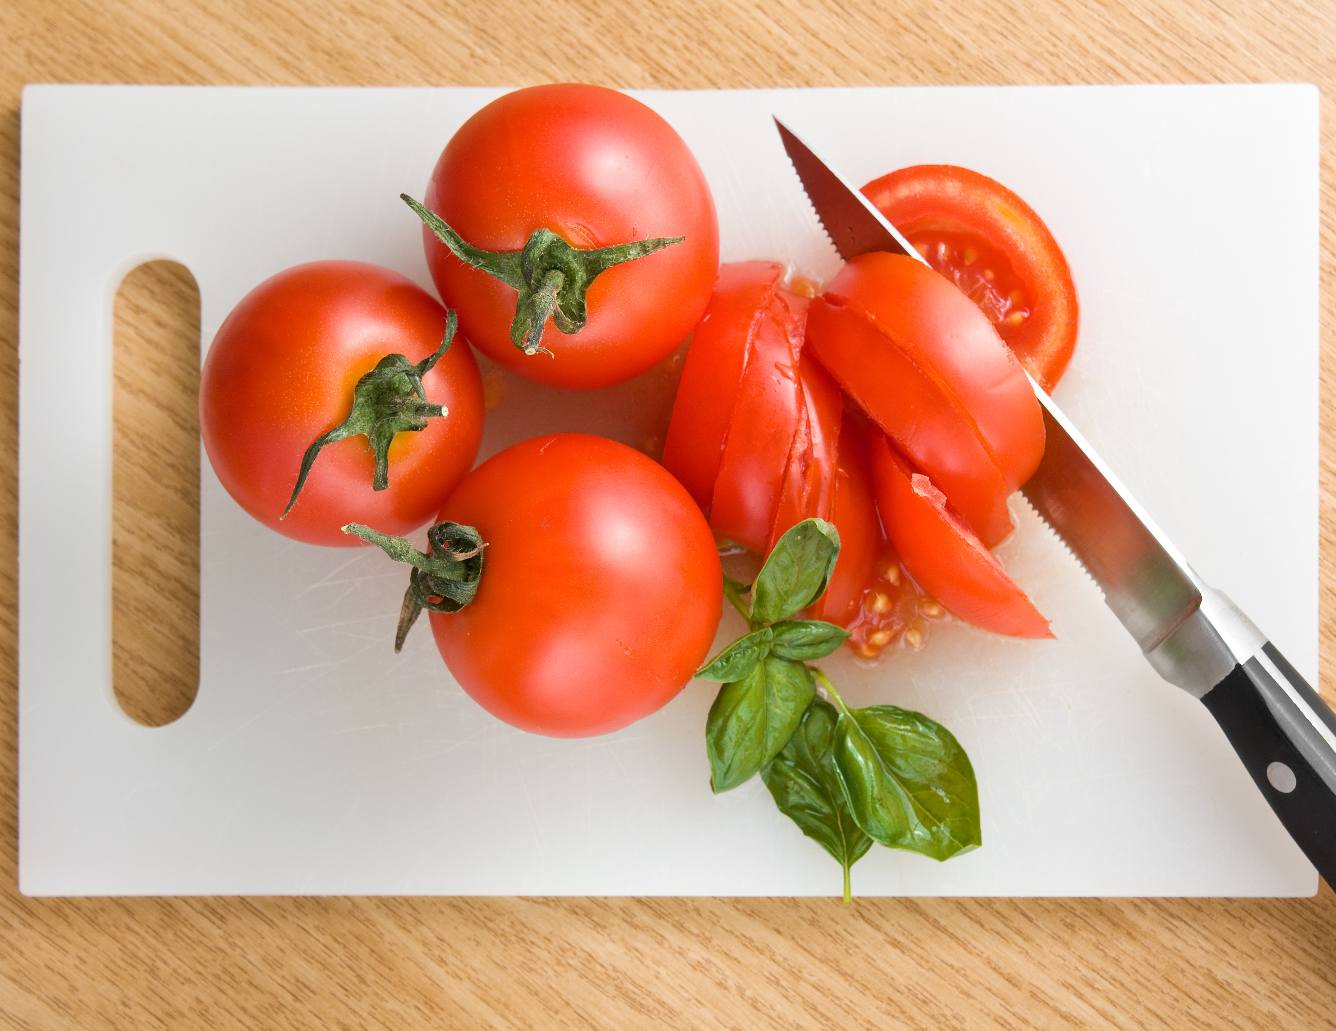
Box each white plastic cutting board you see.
[19,84,1319,896]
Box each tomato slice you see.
[869,433,1051,639]
[767,356,843,552]
[709,288,808,554]
[807,292,1015,547]
[809,416,879,628]
[662,261,785,512]
[821,252,1044,493]
[862,165,1079,391]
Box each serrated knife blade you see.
[774,115,1336,882]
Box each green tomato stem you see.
[282,310,458,518]
[342,520,486,651]
[402,193,683,358]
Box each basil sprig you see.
[699,520,846,791]
[700,519,981,901]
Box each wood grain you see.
[2,0,1334,1026]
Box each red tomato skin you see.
[768,356,843,553]
[809,417,879,628]
[422,84,720,390]
[662,262,785,512]
[869,434,1051,639]
[821,252,1044,493]
[710,288,809,553]
[429,434,723,738]
[807,295,1015,547]
[200,261,484,547]
[862,165,1079,390]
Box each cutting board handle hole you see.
[112,260,201,727]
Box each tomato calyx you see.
[342,519,487,651]
[403,194,683,358]
[281,310,460,519]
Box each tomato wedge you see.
[709,288,808,553]
[807,286,1016,547]
[821,253,1044,493]
[809,417,879,629]
[767,356,843,552]
[863,165,1079,390]
[662,262,785,512]
[869,433,1051,639]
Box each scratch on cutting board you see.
[278,660,341,676]
[297,553,373,594]
[296,616,385,636]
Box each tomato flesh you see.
[808,417,878,629]
[863,164,1079,391]
[767,356,843,552]
[869,433,1050,639]
[807,293,1015,546]
[662,262,785,512]
[821,252,1044,494]
[431,434,722,737]
[709,288,808,554]
[845,543,929,658]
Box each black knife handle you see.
[1200,643,1336,885]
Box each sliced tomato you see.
[808,416,879,628]
[822,252,1044,492]
[807,291,1015,547]
[869,434,1051,639]
[709,288,808,554]
[662,262,785,512]
[767,357,843,552]
[862,165,1079,391]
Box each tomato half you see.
[662,262,785,512]
[200,261,484,547]
[428,434,722,737]
[709,288,808,553]
[422,84,719,389]
[869,434,1050,639]
[863,165,1079,390]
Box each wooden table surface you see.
[3,0,1334,1026]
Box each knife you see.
[774,117,1336,884]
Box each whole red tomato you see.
[351,434,723,737]
[417,84,719,389]
[200,261,484,547]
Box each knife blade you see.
[774,115,1336,882]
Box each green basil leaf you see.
[831,704,981,861]
[706,657,815,793]
[769,619,850,661]
[751,518,841,626]
[762,699,872,901]
[696,627,773,682]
